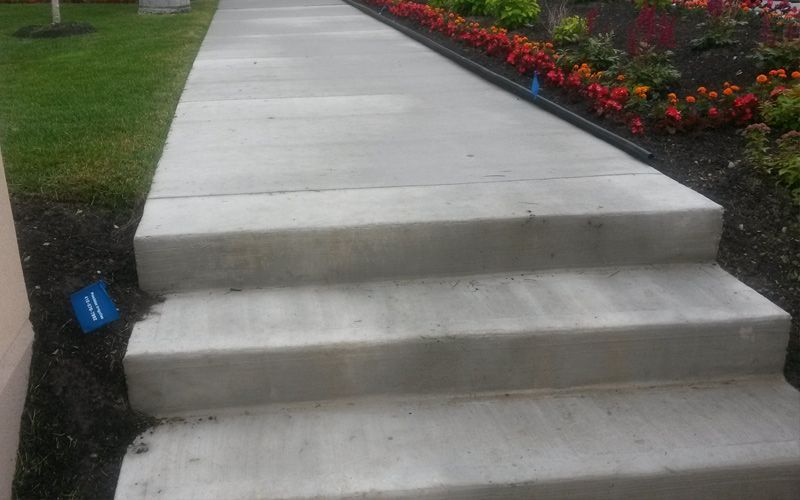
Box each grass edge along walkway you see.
[0,0,218,208]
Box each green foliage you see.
[553,15,588,44]
[571,32,623,71]
[485,0,541,29]
[744,124,800,204]
[429,0,487,16]
[617,47,681,91]
[750,40,800,71]
[761,85,800,132]
[690,18,740,50]
[633,0,672,9]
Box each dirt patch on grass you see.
[13,22,96,38]
[11,197,155,500]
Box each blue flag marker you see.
[531,71,540,97]
[70,281,120,333]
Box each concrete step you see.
[135,175,721,293]
[124,264,788,415]
[115,378,800,499]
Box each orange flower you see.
[769,70,778,77]
[697,86,707,94]
[685,96,696,103]
[617,74,625,82]
[756,74,769,84]
[667,92,678,103]
[793,71,800,79]
[723,87,734,96]
[777,69,787,78]
[730,85,741,91]
[633,85,650,98]
[723,81,731,88]
[709,91,718,99]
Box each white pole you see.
[52,0,61,25]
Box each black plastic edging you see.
[342,0,654,162]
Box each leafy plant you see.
[485,0,541,29]
[690,18,740,50]
[579,32,622,70]
[744,124,800,204]
[553,15,588,44]
[761,85,800,131]
[617,46,681,91]
[690,0,744,50]
[561,32,622,70]
[633,0,672,10]
[429,0,487,15]
[750,40,800,71]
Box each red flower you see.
[708,107,719,118]
[610,87,630,102]
[586,83,609,99]
[665,107,682,121]
[731,93,759,124]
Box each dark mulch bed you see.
[13,21,96,38]
[11,197,155,500]
[352,0,800,387]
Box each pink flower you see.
[629,116,644,135]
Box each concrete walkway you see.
[116,0,800,498]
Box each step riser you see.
[126,317,788,414]
[383,467,800,500]
[135,209,721,293]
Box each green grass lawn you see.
[0,1,217,207]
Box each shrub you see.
[485,0,541,29]
[553,15,588,44]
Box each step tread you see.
[127,263,786,357]
[115,378,800,499]
[136,174,712,238]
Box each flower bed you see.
[368,0,798,138]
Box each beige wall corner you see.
[0,148,33,499]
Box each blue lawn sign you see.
[531,71,540,97]
[70,281,120,333]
